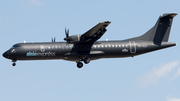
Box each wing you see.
[81,21,111,43]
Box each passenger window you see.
[112,45,114,47]
[109,45,111,47]
[101,45,104,48]
[115,45,118,47]
[105,45,107,48]
[59,46,61,49]
[119,45,121,47]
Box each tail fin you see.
[129,13,177,44]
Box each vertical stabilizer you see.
[128,13,177,44]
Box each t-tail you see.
[127,13,177,45]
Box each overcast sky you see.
[0,0,180,101]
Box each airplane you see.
[3,13,177,68]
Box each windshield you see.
[11,45,20,49]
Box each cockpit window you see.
[11,45,20,49]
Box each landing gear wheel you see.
[12,63,16,66]
[12,59,17,66]
[84,58,90,64]
[77,62,83,68]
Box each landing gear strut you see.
[12,59,17,66]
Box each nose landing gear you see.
[12,59,17,66]
[12,62,16,66]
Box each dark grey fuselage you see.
[2,13,177,68]
[4,41,176,61]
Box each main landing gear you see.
[77,62,83,68]
[84,57,90,64]
[76,56,90,68]
[12,59,17,66]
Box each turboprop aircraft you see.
[3,13,177,68]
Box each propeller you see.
[64,28,71,43]
[52,37,56,42]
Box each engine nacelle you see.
[69,34,82,43]
[64,34,82,43]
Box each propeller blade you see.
[65,28,69,38]
[54,37,56,42]
[52,37,56,42]
[64,28,71,43]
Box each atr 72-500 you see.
[3,13,177,68]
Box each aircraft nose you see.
[3,51,9,58]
